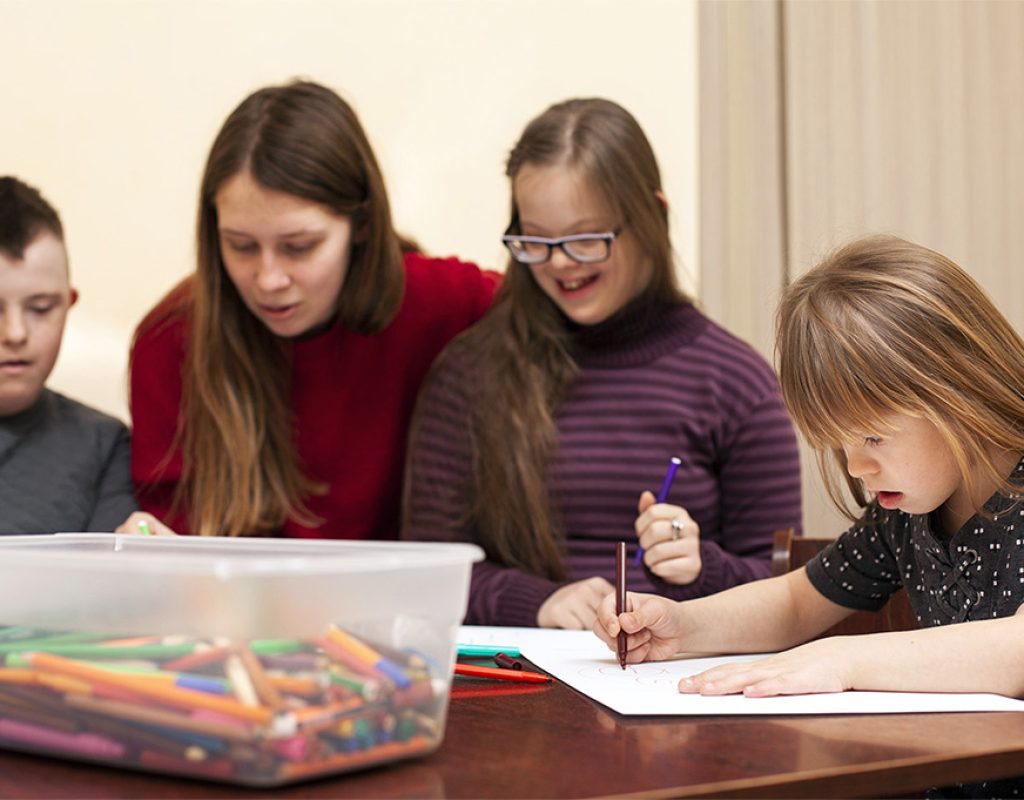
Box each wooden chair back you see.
[771,528,919,638]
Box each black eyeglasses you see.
[502,226,622,265]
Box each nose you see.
[547,245,577,271]
[843,444,878,479]
[255,253,291,293]
[0,308,27,347]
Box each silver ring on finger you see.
[670,517,685,541]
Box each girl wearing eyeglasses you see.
[403,98,802,628]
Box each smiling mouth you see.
[558,275,599,292]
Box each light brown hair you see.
[776,234,1024,520]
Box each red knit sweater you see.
[129,252,497,539]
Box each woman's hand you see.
[678,637,856,697]
[593,590,687,664]
[538,576,614,629]
[115,512,178,537]
[634,490,702,584]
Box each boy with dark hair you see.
[0,176,139,532]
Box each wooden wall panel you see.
[698,0,786,363]
[700,0,1024,537]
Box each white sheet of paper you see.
[457,625,1024,716]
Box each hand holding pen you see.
[633,458,703,585]
[633,457,681,566]
[616,542,628,669]
[594,588,687,667]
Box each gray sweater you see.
[0,389,137,533]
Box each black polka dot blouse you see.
[806,458,1024,627]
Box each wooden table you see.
[1,675,1023,798]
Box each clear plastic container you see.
[0,534,482,786]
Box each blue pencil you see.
[634,456,682,565]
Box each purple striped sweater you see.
[403,299,803,626]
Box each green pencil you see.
[455,644,521,658]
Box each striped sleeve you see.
[401,340,560,626]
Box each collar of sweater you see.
[565,294,705,369]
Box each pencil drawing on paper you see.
[578,663,679,689]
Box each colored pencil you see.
[453,663,551,683]
[634,456,682,565]
[616,541,628,669]
[456,644,522,658]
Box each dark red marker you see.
[616,541,627,669]
[494,652,523,670]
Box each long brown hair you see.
[458,98,689,578]
[146,80,405,536]
[776,234,1024,520]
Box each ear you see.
[68,288,79,308]
[654,189,669,210]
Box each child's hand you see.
[537,576,614,629]
[678,638,854,697]
[593,590,685,664]
[115,512,178,537]
[634,490,702,584]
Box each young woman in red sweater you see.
[125,80,496,539]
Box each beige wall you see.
[2,0,699,422]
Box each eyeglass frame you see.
[501,224,622,265]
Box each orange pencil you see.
[325,626,411,688]
[0,668,38,685]
[266,673,324,698]
[26,651,273,724]
[162,644,233,673]
[63,693,258,743]
[236,645,284,709]
[289,696,366,728]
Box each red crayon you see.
[453,663,551,684]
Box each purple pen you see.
[634,456,682,565]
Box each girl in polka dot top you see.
[597,234,1024,706]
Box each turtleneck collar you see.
[565,292,706,369]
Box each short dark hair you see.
[0,177,64,260]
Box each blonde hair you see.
[776,234,1024,519]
